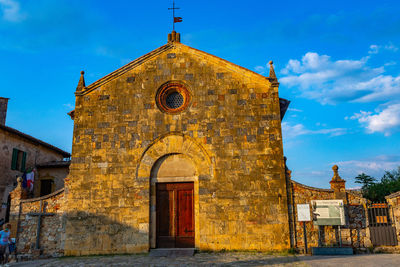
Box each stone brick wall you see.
[289,179,370,252]
[64,40,290,255]
[0,129,67,220]
[386,191,400,245]
[9,180,65,259]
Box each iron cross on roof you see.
[168,0,182,31]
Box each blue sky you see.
[1,0,399,188]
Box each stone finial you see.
[331,165,343,181]
[269,60,277,79]
[10,176,28,201]
[76,70,86,92]
[168,31,181,43]
[330,165,346,200]
[14,176,23,192]
[17,176,22,186]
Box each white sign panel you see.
[311,199,345,226]
[297,204,311,222]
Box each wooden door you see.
[40,179,53,196]
[156,182,194,248]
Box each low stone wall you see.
[386,191,400,245]
[9,179,65,259]
[8,164,378,259]
[288,167,371,252]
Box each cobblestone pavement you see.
[6,253,400,267]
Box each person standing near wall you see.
[0,223,11,264]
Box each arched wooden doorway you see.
[150,154,197,248]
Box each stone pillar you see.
[329,165,347,203]
[9,177,28,237]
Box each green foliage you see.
[356,167,400,202]
[355,173,376,188]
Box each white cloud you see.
[291,155,400,188]
[349,103,400,136]
[336,155,400,177]
[0,0,25,22]
[287,108,303,112]
[352,74,400,103]
[368,43,398,54]
[282,122,346,139]
[385,43,399,52]
[63,103,74,109]
[384,61,397,67]
[368,44,380,54]
[254,65,267,74]
[290,155,400,187]
[279,50,400,104]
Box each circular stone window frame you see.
[156,81,191,114]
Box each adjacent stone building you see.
[0,97,70,221]
[63,31,291,255]
[34,161,70,198]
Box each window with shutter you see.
[11,148,18,170]
[21,152,27,172]
[11,148,27,171]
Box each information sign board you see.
[297,204,311,222]
[311,200,345,226]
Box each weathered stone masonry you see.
[9,164,375,258]
[9,179,64,259]
[287,166,371,252]
[63,37,290,255]
[9,33,382,258]
[386,191,400,246]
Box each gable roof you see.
[76,43,173,96]
[0,124,71,157]
[76,41,276,96]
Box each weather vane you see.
[168,0,182,31]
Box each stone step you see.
[149,248,195,257]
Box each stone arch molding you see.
[136,133,214,181]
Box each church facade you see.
[64,32,290,255]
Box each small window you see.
[40,179,53,196]
[11,148,26,171]
[155,81,191,114]
[165,91,184,109]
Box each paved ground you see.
[6,253,400,267]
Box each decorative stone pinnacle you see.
[10,176,27,200]
[330,165,346,198]
[76,70,86,92]
[331,165,344,181]
[269,60,277,79]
